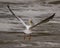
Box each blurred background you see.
[0,0,60,48]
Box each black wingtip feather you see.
[49,13,55,19]
[51,13,55,17]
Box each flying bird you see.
[7,5,55,40]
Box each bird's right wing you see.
[30,13,55,29]
[7,5,27,27]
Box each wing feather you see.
[30,13,55,29]
[7,5,27,27]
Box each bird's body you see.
[24,25,32,34]
[24,29,32,35]
[7,5,55,40]
[24,19,34,35]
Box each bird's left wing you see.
[7,5,27,27]
[30,13,55,29]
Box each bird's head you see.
[28,19,34,26]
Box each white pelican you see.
[7,5,55,40]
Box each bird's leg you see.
[29,34,31,40]
[24,33,26,40]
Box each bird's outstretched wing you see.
[7,5,27,27]
[30,13,55,29]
